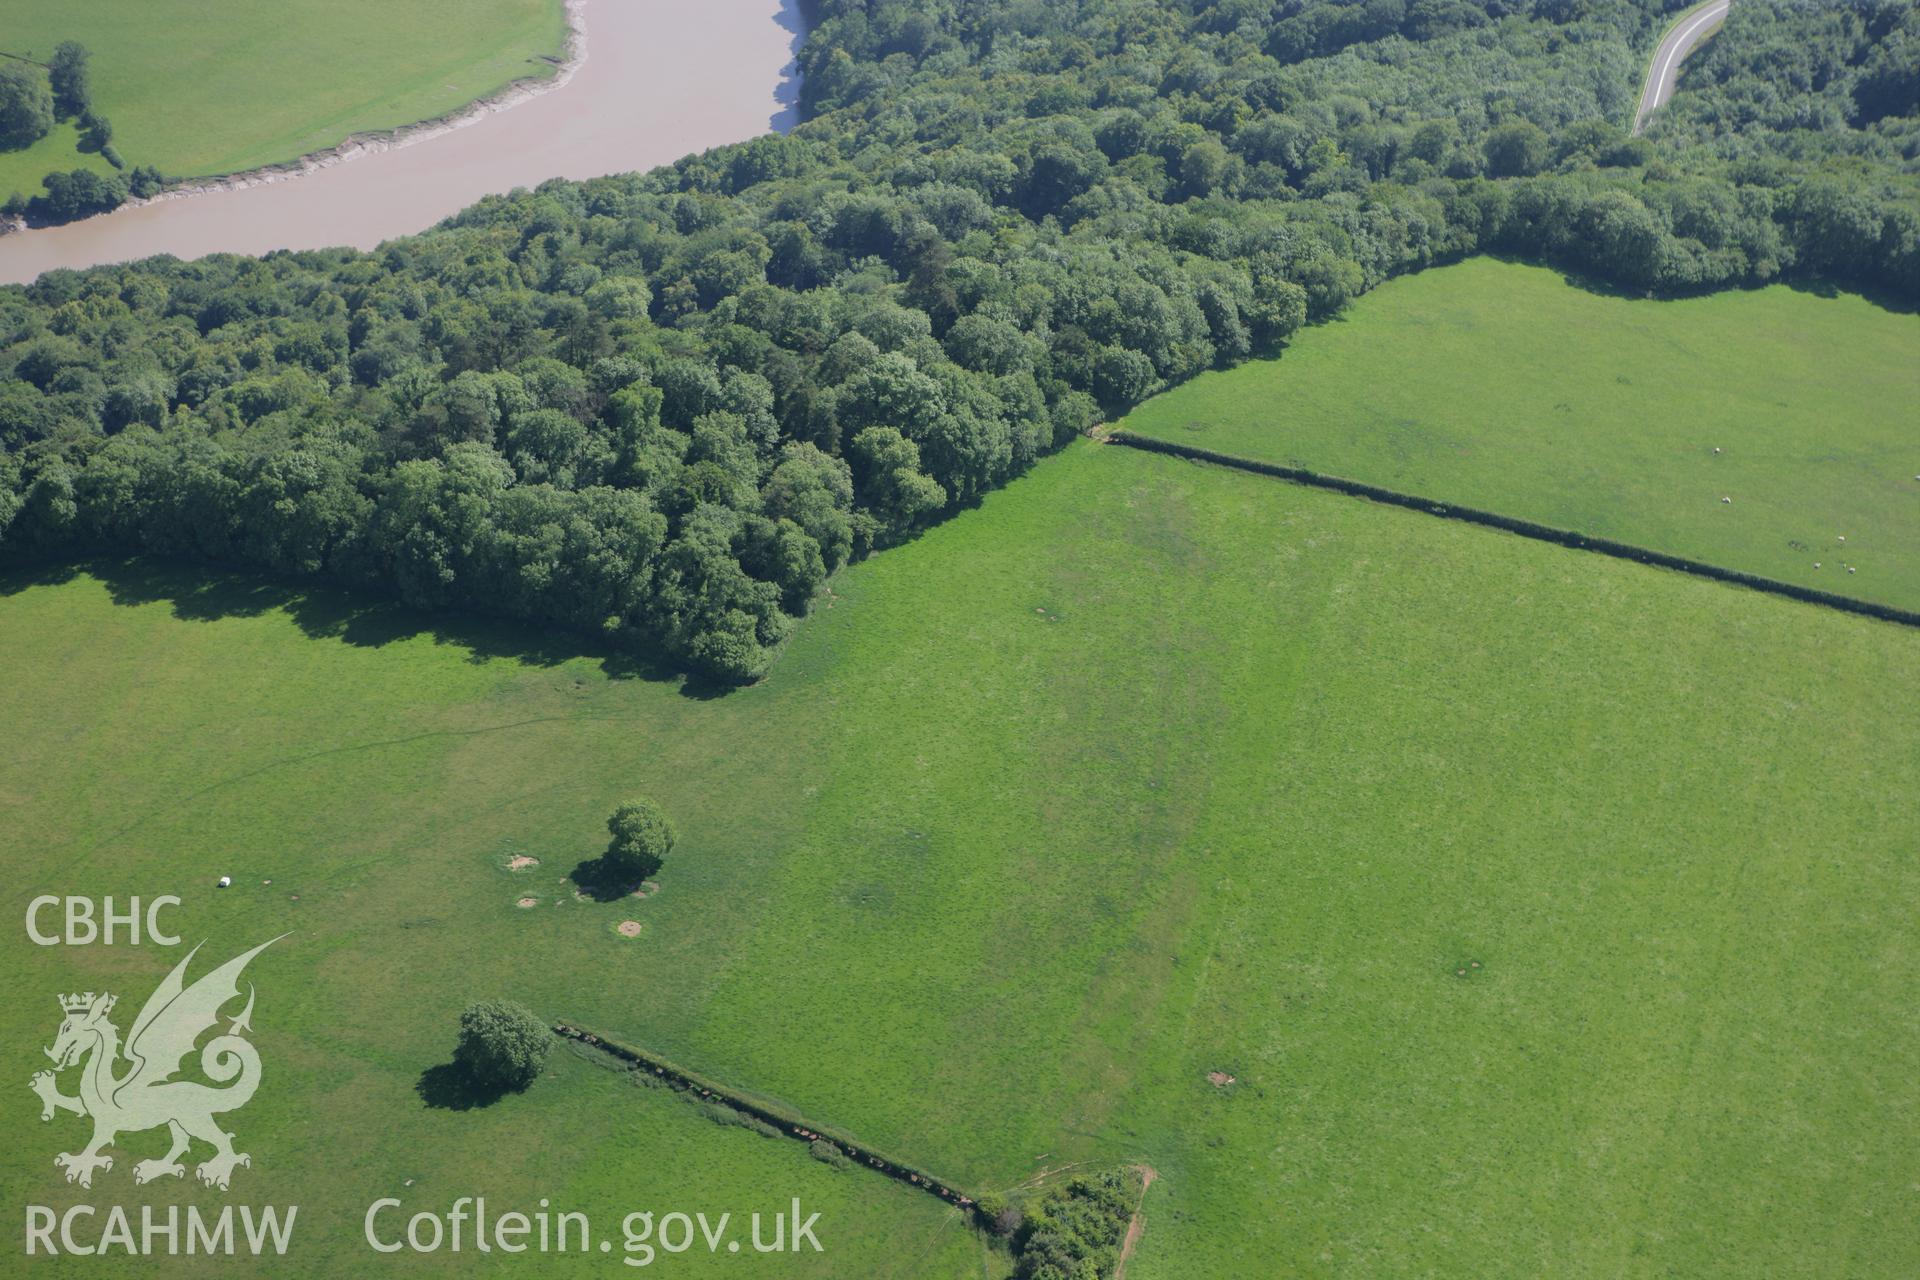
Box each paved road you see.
[1634,0,1731,134]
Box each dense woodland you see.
[2,0,1915,680]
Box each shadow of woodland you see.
[0,556,738,700]
[1500,251,1920,316]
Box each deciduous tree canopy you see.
[452,999,551,1092]
[2,1,1914,680]
[0,63,54,150]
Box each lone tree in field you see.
[606,799,675,879]
[0,63,54,150]
[453,999,551,1093]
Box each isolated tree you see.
[48,42,91,119]
[606,799,675,877]
[453,999,550,1092]
[0,64,54,150]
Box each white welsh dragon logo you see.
[30,937,283,1191]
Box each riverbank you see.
[1,0,587,241]
[0,0,803,284]
[0,0,571,187]
[104,0,589,210]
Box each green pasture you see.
[1,441,1914,1276]
[0,0,567,179]
[1123,258,1920,612]
[0,119,120,206]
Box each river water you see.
[0,0,802,286]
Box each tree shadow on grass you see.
[415,1061,518,1111]
[1466,251,1920,318]
[568,852,662,903]
[0,555,736,699]
[1778,275,1919,317]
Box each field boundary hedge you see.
[1104,431,1920,629]
[552,1022,984,1219]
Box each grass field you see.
[1123,258,1920,612]
[3,440,1914,1276]
[0,0,568,180]
[0,120,121,208]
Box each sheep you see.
[1722,496,1732,504]
[216,875,232,888]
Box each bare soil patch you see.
[1207,1070,1236,1087]
[516,896,539,909]
[507,855,540,870]
[1114,1164,1159,1280]
[616,920,643,937]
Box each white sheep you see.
[1722,496,1732,504]
[217,875,232,888]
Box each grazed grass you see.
[1,440,1913,1276]
[0,119,121,206]
[0,0,567,179]
[1123,258,1920,611]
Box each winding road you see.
[1,0,1727,284]
[1633,0,1730,135]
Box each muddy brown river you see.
[0,0,802,285]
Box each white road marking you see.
[1636,0,1731,133]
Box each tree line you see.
[2,0,1915,681]
[0,41,164,226]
